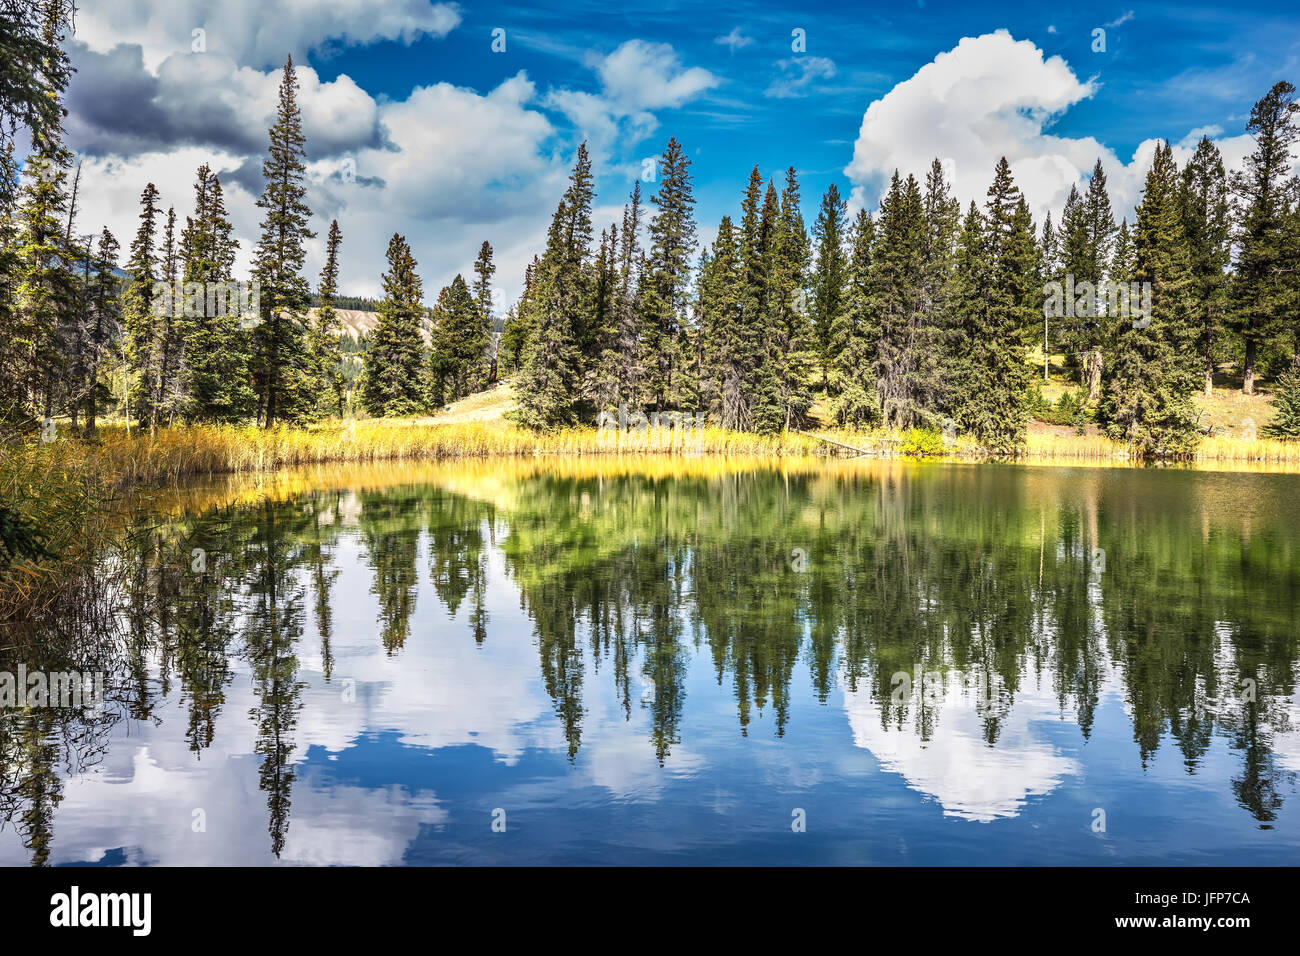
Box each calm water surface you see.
[2,457,1299,865]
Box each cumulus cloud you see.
[61,17,719,311]
[593,40,721,112]
[74,0,462,71]
[843,30,1270,228]
[66,42,382,159]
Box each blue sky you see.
[62,0,1300,305]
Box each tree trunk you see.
[1086,349,1102,402]
[1204,357,1214,397]
[1244,339,1256,396]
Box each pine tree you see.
[252,56,316,426]
[0,142,23,426]
[919,158,960,415]
[697,215,751,428]
[1080,160,1116,399]
[1180,137,1231,396]
[512,147,595,428]
[831,208,880,426]
[121,182,161,428]
[870,172,929,427]
[1039,211,1060,381]
[589,185,644,413]
[1264,361,1300,438]
[361,233,427,416]
[948,159,1036,452]
[1100,142,1200,456]
[83,227,120,433]
[498,256,538,375]
[643,137,697,411]
[429,274,486,404]
[510,265,581,429]
[471,240,497,387]
[810,182,849,391]
[734,168,781,431]
[770,166,814,428]
[180,165,251,422]
[156,205,186,424]
[12,29,76,425]
[309,219,345,417]
[1231,80,1298,394]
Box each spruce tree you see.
[156,205,186,423]
[1180,137,1231,396]
[1100,142,1200,456]
[735,168,781,431]
[948,159,1036,452]
[870,172,929,427]
[0,143,23,425]
[1080,160,1116,399]
[589,185,644,413]
[252,56,316,426]
[832,208,880,426]
[697,215,750,429]
[471,240,497,387]
[498,256,538,375]
[180,165,250,422]
[643,137,697,410]
[512,147,596,428]
[1039,211,1060,381]
[919,158,960,415]
[122,183,161,428]
[429,274,486,404]
[1232,81,1298,394]
[361,233,427,416]
[810,182,848,391]
[83,227,120,433]
[770,166,814,428]
[309,219,345,417]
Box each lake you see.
[2,457,1298,865]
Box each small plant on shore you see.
[1263,365,1300,439]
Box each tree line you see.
[502,82,1299,455]
[1,1,1297,456]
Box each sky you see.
[56,0,1300,309]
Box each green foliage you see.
[429,273,487,405]
[1263,365,1300,439]
[361,233,427,417]
[899,427,946,457]
[308,219,346,418]
[1100,142,1201,457]
[180,165,253,423]
[947,159,1036,454]
[1231,81,1299,393]
[251,56,316,426]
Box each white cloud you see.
[65,30,720,310]
[843,30,1276,229]
[714,27,754,52]
[592,39,721,113]
[75,0,462,71]
[545,40,720,172]
[765,56,837,99]
[1105,11,1136,29]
